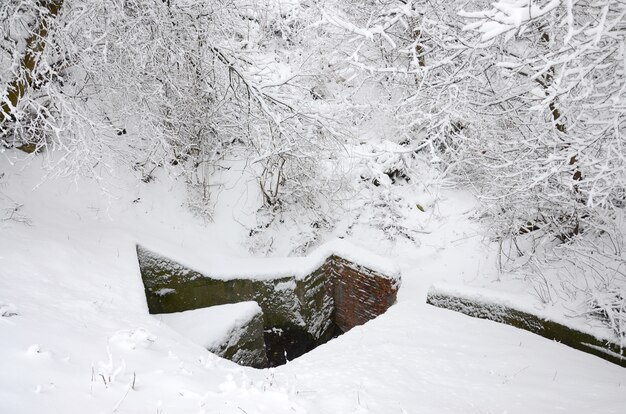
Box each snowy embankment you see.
[1,158,626,414]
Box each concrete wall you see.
[427,288,626,368]
[136,245,400,367]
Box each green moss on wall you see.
[426,291,625,368]
[136,245,398,367]
[212,311,269,368]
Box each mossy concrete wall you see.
[137,246,334,339]
[426,289,626,368]
[211,311,269,369]
[136,245,399,367]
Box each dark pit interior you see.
[263,324,344,367]
[137,245,400,368]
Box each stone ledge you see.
[426,286,625,368]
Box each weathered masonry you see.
[137,246,400,368]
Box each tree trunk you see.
[0,0,64,126]
[538,30,582,184]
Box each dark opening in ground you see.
[263,324,344,367]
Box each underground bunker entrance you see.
[137,245,400,368]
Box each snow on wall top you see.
[137,238,401,282]
[429,282,621,346]
[154,301,262,349]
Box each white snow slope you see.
[1,157,625,414]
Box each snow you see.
[1,153,625,414]
[140,236,401,282]
[274,302,626,414]
[156,302,262,350]
[428,282,619,344]
[460,0,562,42]
[3,0,626,411]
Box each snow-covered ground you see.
[1,155,625,414]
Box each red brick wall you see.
[326,256,399,332]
